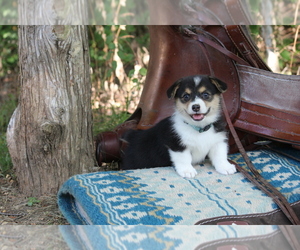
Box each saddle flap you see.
[234,65,300,145]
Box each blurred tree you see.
[6,0,96,196]
[7,25,96,196]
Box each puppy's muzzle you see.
[190,107,211,121]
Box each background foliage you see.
[88,25,149,135]
[248,0,300,24]
[0,25,18,77]
[249,25,300,74]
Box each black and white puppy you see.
[121,75,236,178]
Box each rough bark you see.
[6,25,96,196]
[18,0,88,25]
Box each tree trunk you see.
[6,25,96,196]
[261,0,280,73]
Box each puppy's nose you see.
[192,104,200,112]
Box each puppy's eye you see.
[182,93,191,102]
[201,92,210,100]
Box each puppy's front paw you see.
[175,166,198,178]
[215,162,236,175]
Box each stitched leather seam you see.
[196,231,280,250]
[224,26,269,70]
[239,68,300,82]
[224,0,249,24]
[224,0,236,24]
[197,210,279,225]
[236,0,249,23]
[239,105,300,127]
[196,201,300,225]
[236,120,300,137]
[224,26,242,55]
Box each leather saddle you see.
[95,0,300,163]
[95,23,300,165]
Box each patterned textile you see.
[59,225,279,250]
[57,150,300,225]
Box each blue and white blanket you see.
[57,149,300,225]
[59,225,281,250]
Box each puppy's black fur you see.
[121,118,185,169]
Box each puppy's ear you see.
[167,79,182,99]
[209,76,228,93]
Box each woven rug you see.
[57,149,300,225]
[59,225,280,250]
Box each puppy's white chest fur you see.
[172,114,226,165]
[169,112,235,178]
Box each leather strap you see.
[224,25,271,70]
[223,0,254,25]
[190,25,271,71]
[279,226,300,250]
[221,96,300,225]
[184,28,251,66]
[197,33,250,65]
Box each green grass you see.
[0,94,17,131]
[0,94,17,176]
[0,133,13,176]
[92,108,131,136]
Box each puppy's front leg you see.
[168,149,198,178]
[208,141,236,175]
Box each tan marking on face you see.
[175,90,221,122]
[184,88,192,95]
[205,94,220,113]
[198,86,207,94]
[175,97,190,113]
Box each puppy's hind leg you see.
[208,141,236,175]
[169,149,198,178]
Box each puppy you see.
[121,75,236,178]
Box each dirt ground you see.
[0,176,71,248]
[0,225,69,249]
[0,176,68,226]
[0,164,117,227]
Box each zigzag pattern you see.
[75,171,182,225]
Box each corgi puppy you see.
[121,75,236,178]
